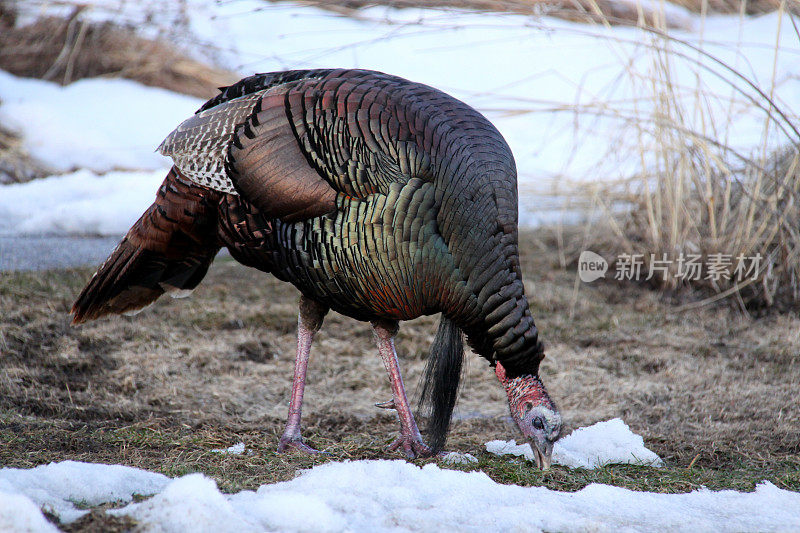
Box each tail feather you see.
[417,315,465,454]
[71,168,222,324]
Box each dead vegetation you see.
[0,2,238,183]
[568,145,800,312]
[1,236,798,498]
[0,5,237,99]
[279,0,794,26]
[0,124,53,184]
[552,9,800,313]
[668,0,791,13]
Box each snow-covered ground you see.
[0,72,199,175]
[2,458,799,532]
[2,1,799,235]
[1,420,799,532]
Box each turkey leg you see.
[278,296,328,454]
[372,319,433,459]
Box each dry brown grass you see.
[1,234,798,477]
[0,6,237,99]
[555,7,800,312]
[280,0,793,26]
[569,146,800,312]
[269,0,800,28]
[668,0,790,13]
[0,124,54,184]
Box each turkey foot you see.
[375,399,396,409]
[278,434,323,455]
[386,434,434,459]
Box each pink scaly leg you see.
[372,319,433,459]
[278,296,328,454]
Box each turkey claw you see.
[278,437,324,455]
[386,435,435,459]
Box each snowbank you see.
[11,2,799,176]
[112,473,257,533]
[487,418,664,468]
[175,2,799,183]
[1,459,798,532]
[2,1,799,235]
[0,460,169,524]
[0,71,199,174]
[0,169,165,236]
[0,490,59,533]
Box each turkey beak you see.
[532,440,553,471]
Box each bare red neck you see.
[495,362,556,412]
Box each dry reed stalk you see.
[280,0,793,21]
[0,125,54,184]
[0,8,237,99]
[563,11,800,311]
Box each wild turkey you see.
[71,68,561,468]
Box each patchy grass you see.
[2,415,798,501]
[1,230,799,527]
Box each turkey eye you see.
[533,417,544,430]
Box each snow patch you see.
[0,169,165,236]
[231,490,345,533]
[441,452,479,465]
[0,71,200,174]
[110,474,256,533]
[0,489,59,533]
[211,442,246,455]
[487,418,664,468]
[485,439,535,459]
[555,418,664,468]
[1,458,799,532]
[0,461,168,524]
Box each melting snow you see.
[0,490,59,533]
[211,442,246,455]
[487,418,664,468]
[110,474,256,533]
[0,460,169,524]
[440,452,479,465]
[2,1,799,233]
[0,169,165,236]
[0,71,199,174]
[0,458,798,532]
